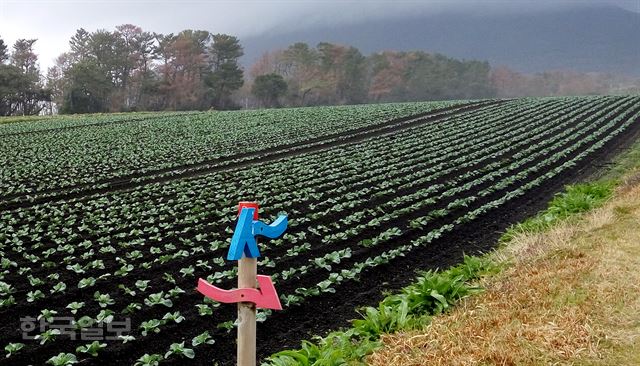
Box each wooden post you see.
[197,201,286,366]
[237,256,257,366]
[237,202,258,366]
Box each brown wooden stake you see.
[237,256,257,366]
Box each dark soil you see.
[1,98,639,366]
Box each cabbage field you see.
[1,95,640,365]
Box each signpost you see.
[197,202,288,366]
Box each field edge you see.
[262,130,640,365]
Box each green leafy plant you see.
[502,181,615,241]
[117,335,136,343]
[26,289,44,302]
[50,281,66,294]
[140,319,162,336]
[118,284,136,296]
[36,329,61,345]
[46,353,77,366]
[2,95,638,365]
[167,286,185,298]
[74,316,94,330]
[27,275,44,287]
[94,291,115,308]
[162,273,176,284]
[162,311,185,324]
[123,302,142,314]
[191,331,215,347]
[135,280,150,291]
[96,309,114,323]
[134,353,163,366]
[217,320,235,331]
[0,296,15,308]
[144,292,172,307]
[76,341,107,357]
[196,303,214,316]
[38,309,58,323]
[66,264,85,274]
[179,265,195,277]
[77,277,96,289]
[164,342,195,359]
[4,342,25,358]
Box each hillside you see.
[241,5,640,76]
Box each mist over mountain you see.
[241,4,639,76]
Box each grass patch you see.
[501,181,615,242]
[264,256,497,366]
[0,115,47,125]
[600,138,640,182]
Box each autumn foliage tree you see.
[247,42,368,107]
[246,44,496,107]
[52,26,245,113]
[156,30,210,110]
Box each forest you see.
[0,24,636,116]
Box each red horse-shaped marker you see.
[197,275,282,310]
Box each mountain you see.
[240,5,640,76]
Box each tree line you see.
[1,24,637,116]
[246,43,494,108]
[0,38,51,116]
[47,26,244,113]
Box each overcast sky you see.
[1,0,638,71]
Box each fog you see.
[0,0,637,71]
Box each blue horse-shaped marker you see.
[227,207,288,260]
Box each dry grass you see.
[367,183,640,366]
